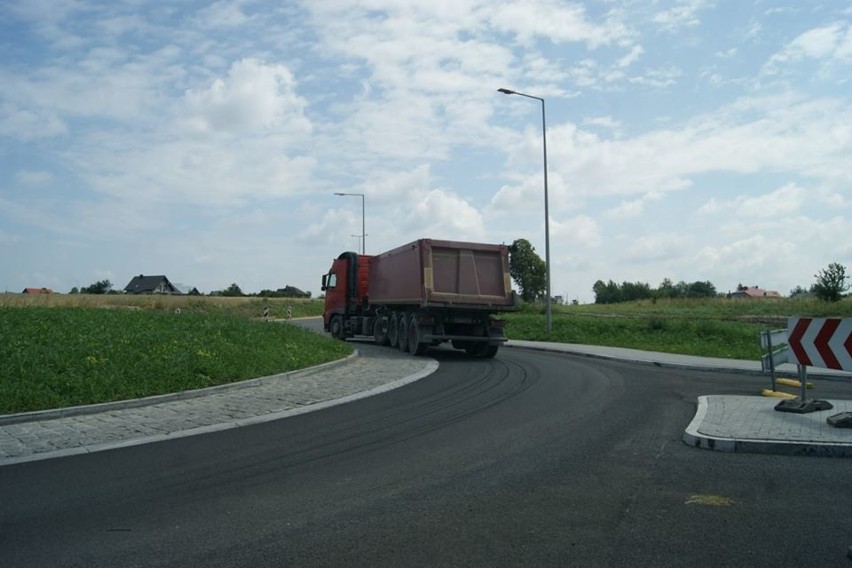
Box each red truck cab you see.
[321,252,372,337]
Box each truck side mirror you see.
[321,273,337,291]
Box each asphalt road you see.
[2,345,851,568]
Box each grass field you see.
[0,295,342,414]
[503,296,852,359]
[0,293,325,319]
[1,293,849,414]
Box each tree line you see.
[507,238,850,305]
[69,280,311,298]
[592,278,716,304]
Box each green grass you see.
[0,293,326,319]
[505,313,764,359]
[0,306,349,414]
[504,296,852,360]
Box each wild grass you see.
[0,301,346,414]
[505,313,764,359]
[0,293,325,319]
[503,296,852,360]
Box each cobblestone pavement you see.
[683,395,852,456]
[0,342,437,466]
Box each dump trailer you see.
[321,239,517,357]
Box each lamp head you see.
[497,88,515,95]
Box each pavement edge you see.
[0,358,439,467]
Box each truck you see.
[321,238,517,357]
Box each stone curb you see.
[682,396,852,458]
[0,358,439,467]
[504,341,851,381]
[0,351,359,427]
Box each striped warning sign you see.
[787,317,852,371]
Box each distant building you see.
[728,284,781,299]
[22,287,54,294]
[279,285,310,298]
[173,283,201,295]
[123,275,181,295]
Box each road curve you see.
[1,346,850,567]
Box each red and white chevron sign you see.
[787,317,852,371]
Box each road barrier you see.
[759,328,812,399]
[760,318,852,416]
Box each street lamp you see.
[334,192,366,254]
[498,87,552,334]
[351,234,368,251]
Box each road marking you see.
[685,494,735,506]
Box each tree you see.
[508,239,546,302]
[621,281,653,302]
[685,280,717,298]
[812,262,850,302]
[593,279,622,304]
[789,285,809,297]
[657,278,675,299]
[81,279,112,294]
[215,282,243,296]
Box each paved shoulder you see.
[0,343,437,466]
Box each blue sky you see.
[1,0,850,301]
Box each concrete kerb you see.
[504,340,851,381]
[0,358,439,467]
[683,396,852,458]
[0,350,360,427]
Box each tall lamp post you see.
[498,87,552,334]
[334,192,366,254]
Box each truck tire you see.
[408,314,427,356]
[388,312,400,348]
[397,313,409,352]
[373,316,389,345]
[480,344,499,358]
[329,315,344,340]
[467,343,499,358]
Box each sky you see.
[1,0,851,302]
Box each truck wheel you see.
[408,314,427,356]
[397,314,409,352]
[388,313,400,347]
[329,315,344,340]
[468,343,499,358]
[373,316,389,345]
[480,344,499,358]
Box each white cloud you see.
[195,0,252,28]
[624,233,695,262]
[184,58,310,133]
[762,21,852,76]
[406,189,487,241]
[547,94,851,203]
[489,1,631,48]
[605,199,645,219]
[551,215,602,247]
[0,104,67,140]
[650,0,715,32]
